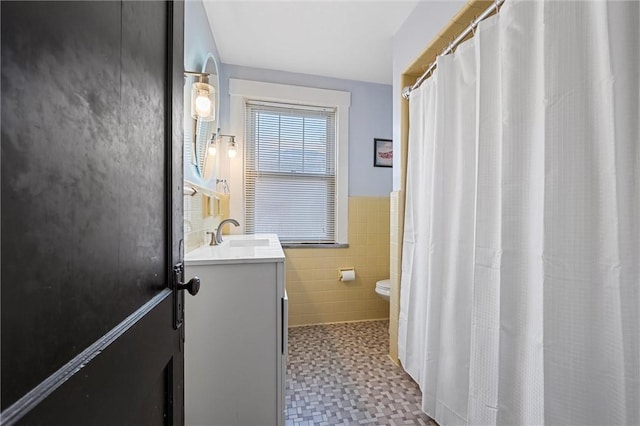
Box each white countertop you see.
[185,234,285,266]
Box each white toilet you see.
[375,279,390,302]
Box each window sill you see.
[282,243,349,249]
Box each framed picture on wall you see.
[373,138,393,167]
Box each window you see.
[228,79,350,245]
[245,101,336,243]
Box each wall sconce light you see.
[215,131,238,159]
[184,71,215,121]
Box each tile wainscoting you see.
[286,196,391,326]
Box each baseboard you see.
[287,317,389,328]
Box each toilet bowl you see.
[375,279,390,302]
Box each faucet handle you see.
[206,231,217,246]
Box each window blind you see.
[244,100,337,243]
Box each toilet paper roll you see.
[339,269,356,282]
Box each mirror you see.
[187,53,219,180]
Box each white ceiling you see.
[202,1,421,85]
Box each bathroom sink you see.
[185,234,284,265]
[228,238,270,247]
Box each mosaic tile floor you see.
[286,320,437,426]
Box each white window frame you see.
[228,78,350,244]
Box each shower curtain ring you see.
[446,38,455,55]
[471,14,480,33]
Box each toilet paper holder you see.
[338,267,356,282]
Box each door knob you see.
[177,277,200,296]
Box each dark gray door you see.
[1,1,189,424]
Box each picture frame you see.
[373,138,393,168]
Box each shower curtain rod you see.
[402,0,505,100]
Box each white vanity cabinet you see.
[184,234,287,426]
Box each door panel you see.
[1,1,185,423]
[1,1,126,403]
[17,294,178,426]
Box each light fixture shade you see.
[191,82,215,121]
[227,139,238,159]
[207,133,217,156]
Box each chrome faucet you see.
[214,218,240,245]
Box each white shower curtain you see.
[398,1,639,425]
